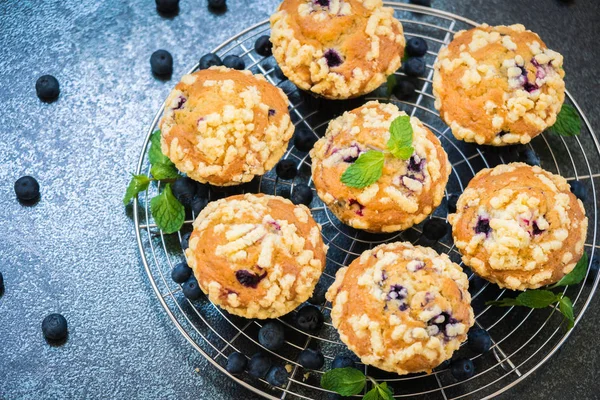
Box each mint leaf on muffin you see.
[387,115,414,160]
[550,252,588,288]
[321,367,366,396]
[123,174,151,205]
[150,183,185,234]
[341,150,385,188]
[550,104,581,137]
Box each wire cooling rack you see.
[132,3,599,399]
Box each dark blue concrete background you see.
[0,0,598,399]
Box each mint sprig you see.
[549,104,581,137]
[486,253,589,331]
[340,115,414,189]
[321,368,394,400]
[124,129,186,234]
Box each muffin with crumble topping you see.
[185,193,327,319]
[160,66,294,186]
[310,101,450,233]
[433,24,565,146]
[270,0,405,99]
[449,163,587,290]
[326,242,474,375]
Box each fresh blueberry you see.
[276,159,297,180]
[208,0,226,10]
[258,321,286,351]
[308,283,326,305]
[150,50,173,77]
[42,313,68,341]
[404,58,426,77]
[393,80,416,100]
[450,358,475,380]
[297,348,325,370]
[198,53,223,70]
[226,352,247,374]
[35,75,60,101]
[294,128,318,152]
[248,353,272,378]
[519,148,540,166]
[182,278,203,300]
[467,328,492,354]
[223,55,245,70]
[406,37,428,57]
[14,176,40,202]
[569,180,587,202]
[180,232,191,250]
[171,262,192,284]
[295,305,324,331]
[447,193,459,213]
[331,355,355,369]
[266,365,289,387]
[290,184,313,206]
[254,36,273,57]
[273,66,287,81]
[190,195,208,215]
[171,177,198,207]
[409,0,431,6]
[422,219,450,241]
[155,0,179,14]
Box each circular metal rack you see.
[133,3,599,399]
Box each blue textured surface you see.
[0,1,598,399]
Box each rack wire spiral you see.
[132,3,599,399]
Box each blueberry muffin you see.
[310,101,450,232]
[433,24,565,146]
[185,193,327,319]
[326,242,474,375]
[270,0,405,99]
[449,163,587,290]
[160,66,294,186]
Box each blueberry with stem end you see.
[258,321,286,351]
[422,219,450,241]
[14,176,40,202]
[406,37,428,57]
[294,128,318,152]
[266,365,289,387]
[276,159,298,180]
[223,55,245,70]
[254,36,273,56]
[171,262,192,284]
[450,358,475,380]
[248,353,272,378]
[295,305,324,331]
[404,57,426,77]
[150,50,173,76]
[297,348,325,369]
[182,278,203,300]
[393,80,416,100]
[569,180,587,202]
[290,184,313,206]
[36,75,60,101]
[42,314,68,341]
[226,352,247,374]
[198,53,223,70]
[467,328,492,354]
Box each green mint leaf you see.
[123,174,150,205]
[558,295,575,330]
[486,298,521,307]
[376,382,394,400]
[148,130,174,166]
[550,252,588,288]
[151,162,180,180]
[549,104,581,137]
[340,150,385,189]
[515,290,560,309]
[320,368,366,397]
[150,183,185,234]
[386,74,397,98]
[387,115,414,160]
[363,388,383,400]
